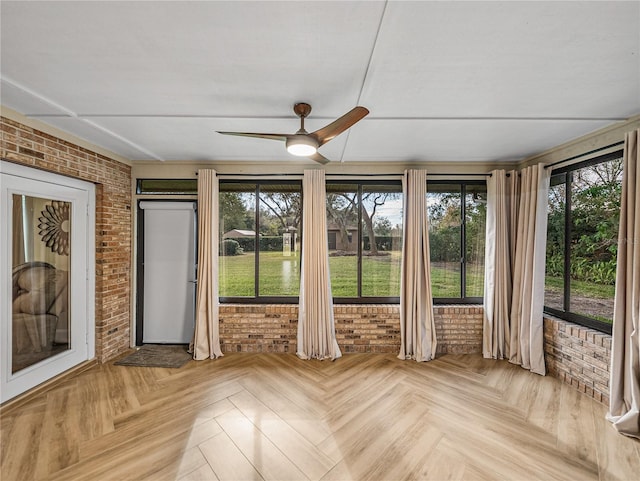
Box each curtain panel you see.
[483,169,513,359]
[483,166,548,373]
[297,169,341,360]
[509,164,550,375]
[607,129,640,438]
[398,169,437,361]
[192,169,223,360]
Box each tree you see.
[220,192,253,232]
[326,190,400,255]
[571,161,622,262]
[259,192,301,235]
[428,192,461,263]
[374,217,392,236]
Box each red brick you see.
[2,116,131,363]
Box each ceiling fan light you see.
[286,136,318,156]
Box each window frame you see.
[219,179,302,304]
[543,150,624,335]
[427,180,486,305]
[326,180,403,304]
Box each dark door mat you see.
[114,344,192,368]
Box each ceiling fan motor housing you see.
[286,134,318,156]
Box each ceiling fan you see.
[217,103,369,164]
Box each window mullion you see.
[564,173,572,313]
[357,185,363,298]
[255,184,260,298]
[460,184,466,299]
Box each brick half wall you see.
[544,316,612,405]
[218,304,484,355]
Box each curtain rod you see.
[207,172,492,177]
[544,140,625,170]
[426,173,491,177]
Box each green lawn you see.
[544,275,615,299]
[219,251,484,298]
[219,251,300,296]
[220,253,614,322]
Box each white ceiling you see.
[1,1,639,164]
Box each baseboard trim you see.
[0,358,98,415]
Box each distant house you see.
[327,223,358,251]
[222,229,256,239]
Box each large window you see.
[326,181,403,302]
[427,181,486,303]
[544,151,623,333]
[219,181,301,301]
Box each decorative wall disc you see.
[38,201,70,256]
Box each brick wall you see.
[1,116,132,362]
[544,316,612,404]
[219,304,484,355]
[433,305,484,354]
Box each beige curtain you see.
[607,129,640,438]
[483,170,512,359]
[509,164,550,375]
[297,169,341,360]
[398,169,437,361]
[192,169,223,360]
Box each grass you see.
[219,251,485,299]
[219,251,300,296]
[220,252,616,306]
[545,275,615,299]
[545,275,615,324]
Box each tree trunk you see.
[361,208,378,255]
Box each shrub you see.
[235,237,256,252]
[234,236,284,252]
[220,239,243,256]
[363,236,402,252]
[259,236,283,252]
[546,254,564,277]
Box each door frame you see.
[0,161,95,402]
[135,199,197,345]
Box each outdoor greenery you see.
[220,239,242,256]
[427,184,487,298]
[218,250,488,298]
[219,182,488,299]
[545,158,622,323]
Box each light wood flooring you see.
[1,353,639,481]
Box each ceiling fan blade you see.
[216,131,290,142]
[312,106,369,147]
[309,152,330,165]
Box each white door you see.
[0,161,95,403]
[140,201,196,344]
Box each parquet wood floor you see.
[1,353,639,480]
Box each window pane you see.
[545,174,566,311]
[326,184,358,297]
[428,184,462,298]
[258,184,301,296]
[465,185,486,297]
[569,160,622,323]
[137,179,197,194]
[12,195,71,373]
[361,184,403,297]
[219,185,256,297]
